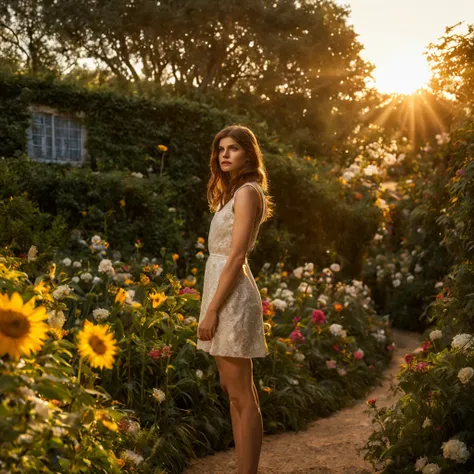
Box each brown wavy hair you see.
[207,124,275,223]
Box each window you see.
[27,111,85,164]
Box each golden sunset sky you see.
[336,0,474,94]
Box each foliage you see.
[1,227,393,473]
[363,109,474,472]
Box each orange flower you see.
[197,237,205,244]
[191,267,198,275]
[172,253,179,262]
[354,192,363,200]
[334,303,343,312]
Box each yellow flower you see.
[158,144,168,152]
[77,320,118,370]
[191,267,198,275]
[140,274,150,285]
[96,409,118,431]
[119,199,126,208]
[0,292,49,359]
[177,313,184,321]
[149,290,167,309]
[197,237,205,244]
[172,253,179,262]
[115,288,127,304]
[49,263,56,280]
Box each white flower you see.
[392,279,401,288]
[17,433,34,444]
[195,369,203,379]
[52,285,71,300]
[458,367,474,385]
[322,268,332,276]
[92,308,110,321]
[303,262,314,272]
[98,259,115,276]
[442,438,470,463]
[71,276,80,283]
[422,463,440,474]
[329,323,343,337]
[452,334,474,352]
[294,352,305,362]
[152,388,166,403]
[62,258,72,267]
[73,261,82,268]
[422,418,432,428]
[337,368,347,376]
[317,294,329,305]
[131,172,144,178]
[374,233,383,241]
[297,282,312,294]
[271,298,288,311]
[262,262,271,271]
[92,276,102,285]
[121,450,144,465]
[32,397,49,419]
[196,251,205,260]
[168,207,176,213]
[27,245,38,262]
[289,377,299,385]
[429,330,442,341]
[91,235,101,245]
[330,263,340,272]
[80,272,93,282]
[342,170,355,181]
[183,316,197,325]
[415,264,423,273]
[47,310,65,329]
[435,281,443,289]
[407,275,415,283]
[293,266,304,279]
[363,164,379,176]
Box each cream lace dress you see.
[197,181,269,358]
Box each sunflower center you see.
[89,335,107,355]
[0,310,31,339]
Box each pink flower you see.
[162,344,173,358]
[421,341,431,352]
[290,328,305,343]
[456,169,466,177]
[405,354,414,365]
[326,359,337,369]
[414,361,429,372]
[337,368,347,376]
[293,316,301,325]
[311,309,327,325]
[333,344,341,352]
[354,349,364,360]
[179,287,198,295]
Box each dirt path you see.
[184,329,422,474]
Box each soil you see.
[183,329,422,474]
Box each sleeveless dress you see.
[197,181,269,358]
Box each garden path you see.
[184,329,421,474]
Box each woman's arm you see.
[197,185,261,341]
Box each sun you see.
[0,292,49,359]
[371,52,431,95]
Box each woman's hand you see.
[198,308,219,341]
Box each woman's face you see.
[217,136,248,179]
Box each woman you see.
[197,124,274,474]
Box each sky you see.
[335,0,474,94]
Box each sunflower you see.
[0,291,49,359]
[77,320,118,370]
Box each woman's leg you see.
[214,356,242,461]
[216,356,263,474]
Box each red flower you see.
[404,354,414,365]
[368,365,376,370]
[366,398,377,408]
[311,309,327,325]
[414,361,429,372]
[149,349,162,359]
[293,316,301,325]
[333,344,341,352]
[386,344,393,351]
[421,341,432,352]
